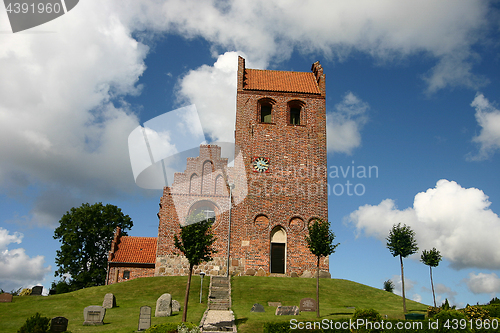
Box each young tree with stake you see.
[305,219,339,318]
[174,212,217,322]
[386,223,418,314]
[421,248,442,307]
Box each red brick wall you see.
[107,264,155,284]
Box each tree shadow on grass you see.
[235,317,248,325]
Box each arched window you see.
[288,100,305,125]
[258,98,275,123]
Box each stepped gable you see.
[169,144,230,198]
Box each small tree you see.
[174,213,217,322]
[383,279,395,293]
[305,219,339,318]
[386,223,418,313]
[421,248,442,307]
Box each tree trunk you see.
[182,265,193,322]
[400,255,407,313]
[316,256,320,318]
[430,266,436,308]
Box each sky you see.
[1,0,500,308]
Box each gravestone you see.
[268,302,281,307]
[275,305,299,316]
[313,270,331,279]
[50,317,68,333]
[155,293,172,317]
[137,306,151,331]
[245,268,256,276]
[300,270,313,278]
[255,268,266,276]
[251,303,265,312]
[83,305,105,325]
[172,299,180,312]
[102,293,116,308]
[31,286,43,295]
[290,272,299,278]
[0,293,13,303]
[300,298,316,312]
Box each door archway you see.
[270,226,286,274]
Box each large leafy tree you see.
[53,203,133,290]
[386,223,418,313]
[305,219,339,318]
[174,212,217,322]
[421,248,442,307]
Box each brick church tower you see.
[153,56,328,277]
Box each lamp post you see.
[199,271,205,303]
[226,183,235,277]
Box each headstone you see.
[255,268,266,276]
[251,303,265,312]
[275,305,300,316]
[300,270,312,278]
[102,293,116,309]
[245,268,256,276]
[172,299,180,312]
[290,272,299,278]
[83,305,105,325]
[313,270,331,279]
[50,317,68,333]
[31,286,43,295]
[155,293,172,317]
[0,293,13,303]
[268,302,281,307]
[300,298,316,312]
[137,306,151,331]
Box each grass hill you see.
[0,276,428,333]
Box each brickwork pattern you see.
[107,265,155,284]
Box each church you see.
[106,56,329,284]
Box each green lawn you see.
[0,276,210,333]
[0,276,428,332]
[231,276,428,333]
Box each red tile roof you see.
[109,236,157,264]
[244,68,321,94]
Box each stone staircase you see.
[208,276,231,310]
[199,276,236,332]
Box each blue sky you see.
[1,0,500,309]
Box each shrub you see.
[461,305,490,321]
[352,309,384,333]
[17,313,50,333]
[484,305,500,318]
[489,297,500,305]
[18,288,32,297]
[263,322,290,333]
[383,280,395,293]
[145,322,198,333]
[433,310,471,333]
[427,306,441,318]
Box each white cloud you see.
[154,0,489,91]
[0,0,494,224]
[434,283,458,306]
[468,93,500,160]
[0,1,147,226]
[176,52,239,143]
[465,272,500,295]
[391,274,416,297]
[348,179,500,269]
[412,294,422,303]
[327,92,369,154]
[0,228,51,291]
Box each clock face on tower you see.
[252,157,270,173]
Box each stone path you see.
[200,276,237,332]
